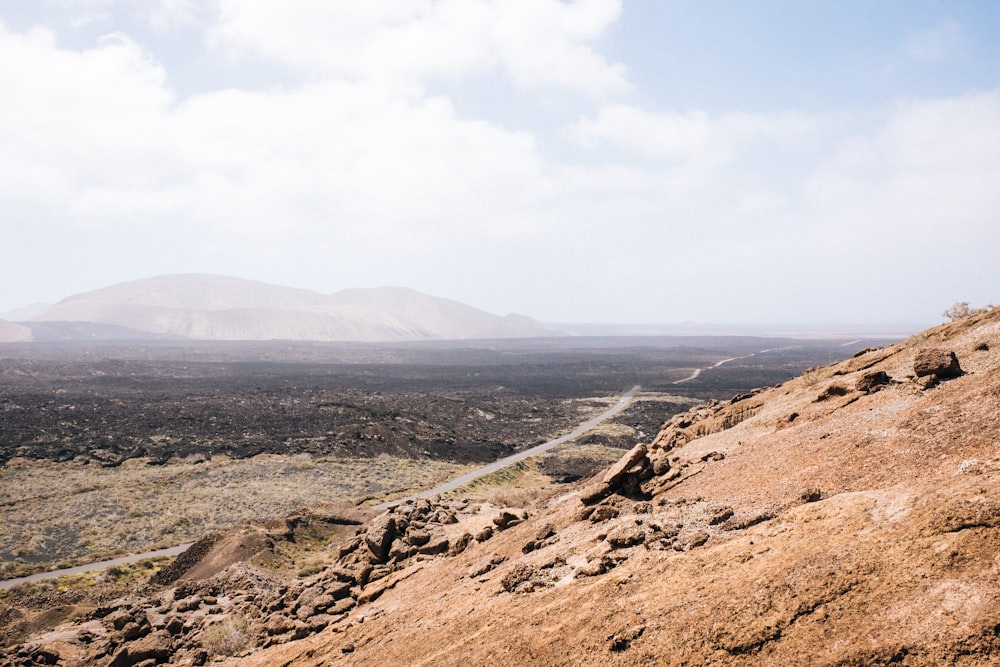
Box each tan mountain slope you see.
[6,309,1000,666]
[31,274,556,341]
[234,308,1000,666]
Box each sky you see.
[1,0,999,326]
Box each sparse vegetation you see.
[943,301,993,321]
[202,613,254,657]
[0,454,470,578]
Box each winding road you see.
[671,347,794,384]
[373,384,642,508]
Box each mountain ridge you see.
[27,274,558,342]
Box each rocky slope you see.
[5,308,1000,666]
[29,275,556,342]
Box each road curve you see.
[374,385,642,508]
[1,386,642,588]
[672,347,796,385]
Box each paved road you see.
[374,384,642,509]
[1,385,641,588]
[0,543,193,591]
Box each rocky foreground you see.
[5,309,1000,666]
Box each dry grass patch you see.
[1,454,469,578]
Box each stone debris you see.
[1,496,482,666]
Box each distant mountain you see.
[0,319,32,342]
[29,275,558,342]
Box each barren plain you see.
[0,335,867,581]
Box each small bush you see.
[296,562,324,578]
[943,302,992,322]
[202,614,254,657]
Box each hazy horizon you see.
[1,271,931,336]
[2,2,998,325]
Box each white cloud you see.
[555,93,1000,320]
[566,104,820,192]
[0,19,552,249]
[211,0,628,96]
[1,6,998,323]
[0,24,173,204]
[804,93,1000,222]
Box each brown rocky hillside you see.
[6,309,1000,666]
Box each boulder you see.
[326,581,352,600]
[329,597,356,615]
[606,522,646,549]
[417,537,450,555]
[707,505,735,525]
[856,370,891,393]
[388,538,416,561]
[263,614,296,636]
[500,564,536,593]
[365,513,397,562]
[603,444,648,487]
[648,448,672,476]
[580,482,612,505]
[448,533,473,556]
[493,510,524,530]
[588,504,619,523]
[108,631,172,667]
[404,529,431,547]
[914,348,963,379]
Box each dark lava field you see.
[0,335,893,468]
